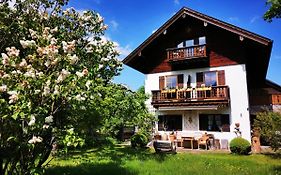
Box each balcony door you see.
[159,74,183,90]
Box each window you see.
[158,115,182,131]
[177,36,206,48]
[204,71,217,86]
[159,74,184,90]
[196,70,225,87]
[199,114,230,132]
[166,76,177,89]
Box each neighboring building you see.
[123,7,280,144]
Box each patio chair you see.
[198,133,209,150]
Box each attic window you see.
[177,36,206,48]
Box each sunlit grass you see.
[45,146,281,175]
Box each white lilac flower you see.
[2,74,10,79]
[44,60,51,67]
[19,59,28,68]
[36,72,44,77]
[75,71,83,78]
[43,124,49,129]
[97,13,104,23]
[50,37,57,45]
[54,85,59,95]
[56,69,70,83]
[45,115,53,123]
[43,85,50,96]
[0,85,7,92]
[28,136,43,144]
[62,40,75,53]
[86,81,91,89]
[51,58,59,66]
[28,115,36,126]
[8,91,19,104]
[34,89,40,94]
[6,47,20,57]
[50,27,58,33]
[75,94,86,101]
[98,64,103,70]
[29,29,37,39]
[68,54,79,64]
[1,53,9,65]
[20,40,36,49]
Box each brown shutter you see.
[217,70,225,86]
[159,76,165,90]
[196,72,204,87]
[177,74,184,89]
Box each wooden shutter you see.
[196,72,204,87]
[159,76,165,90]
[177,74,184,89]
[217,70,225,86]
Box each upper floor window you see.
[159,74,184,90]
[204,71,217,86]
[177,36,206,48]
[196,70,225,87]
[166,75,177,89]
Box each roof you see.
[266,79,281,93]
[123,7,272,68]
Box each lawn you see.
[45,145,281,175]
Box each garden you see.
[1,0,281,175]
[45,145,281,175]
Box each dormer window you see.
[177,36,206,48]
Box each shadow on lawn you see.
[45,162,137,175]
[45,145,169,175]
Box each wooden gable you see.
[123,7,272,88]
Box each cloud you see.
[228,17,240,23]
[117,44,132,60]
[100,35,132,60]
[250,16,260,24]
[174,0,180,5]
[110,20,119,31]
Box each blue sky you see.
[68,0,281,91]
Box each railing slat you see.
[167,44,206,61]
[151,86,229,103]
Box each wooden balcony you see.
[151,86,229,108]
[167,44,207,62]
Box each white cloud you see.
[250,16,260,24]
[110,20,119,31]
[174,0,180,5]
[228,17,240,23]
[100,35,132,60]
[117,44,132,60]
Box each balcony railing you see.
[151,86,229,106]
[167,44,207,62]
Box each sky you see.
[68,0,281,91]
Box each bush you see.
[254,111,281,151]
[230,137,251,155]
[131,133,148,148]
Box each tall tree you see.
[264,0,281,22]
[0,0,122,174]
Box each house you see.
[123,7,281,146]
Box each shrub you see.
[254,111,281,151]
[131,133,148,148]
[230,137,251,155]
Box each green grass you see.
[45,146,281,175]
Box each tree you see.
[253,111,281,151]
[264,0,281,22]
[0,0,122,174]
